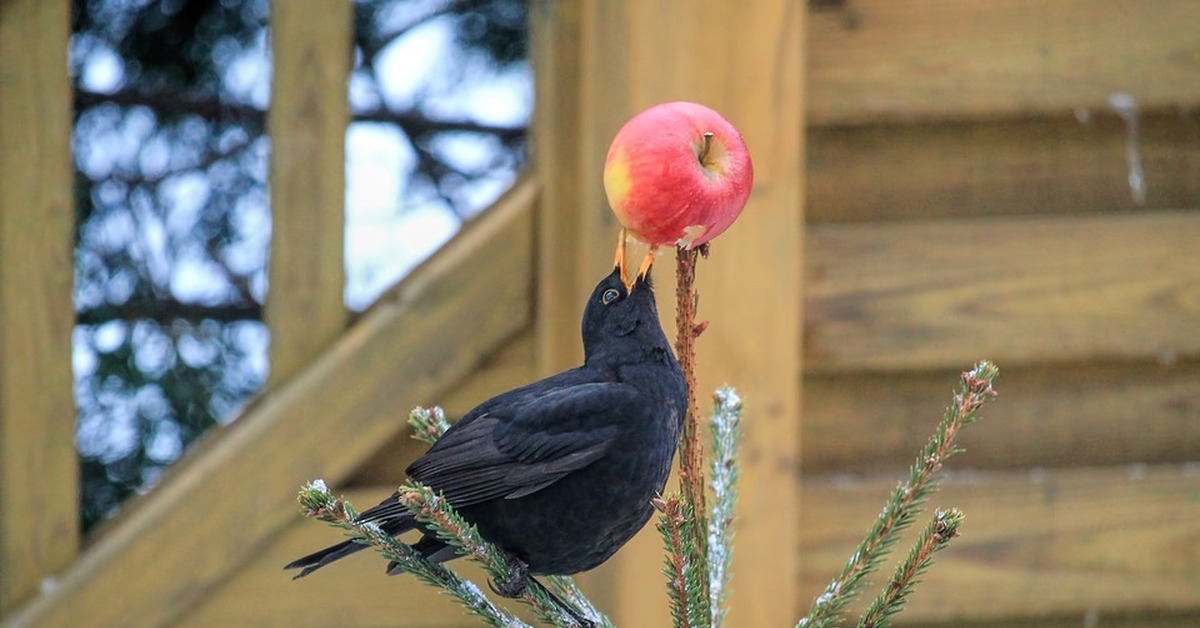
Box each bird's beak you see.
[614,229,631,290]
[613,230,658,291]
[635,244,657,287]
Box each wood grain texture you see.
[800,465,1200,624]
[352,329,537,484]
[0,0,78,612]
[359,333,1200,480]
[805,360,1200,473]
[807,210,1200,372]
[266,0,350,385]
[809,0,1200,124]
[533,1,807,625]
[531,0,610,375]
[808,111,1200,223]
[1,180,538,628]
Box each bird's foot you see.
[489,562,596,628]
[488,558,529,598]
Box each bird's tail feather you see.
[285,538,371,578]
[285,492,419,578]
[385,534,460,575]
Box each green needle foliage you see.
[302,361,995,628]
[397,482,609,628]
[296,480,528,628]
[406,406,609,624]
[707,387,743,627]
[299,408,609,628]
[798,361,999,628]
[857,508,965,628]
[408,406,452,445]
[657,385,745,628]
[655,494,709,628]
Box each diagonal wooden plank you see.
[1,179,538,628]
[807,210,1200,372]
[0,0,76,613]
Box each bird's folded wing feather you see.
[403,381,645,507]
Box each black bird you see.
[286,245,686,590]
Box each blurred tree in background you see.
[71,0,529,531]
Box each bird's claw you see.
[490,563,597,628]
[488,559,529,598]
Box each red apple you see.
[603,101,753,250]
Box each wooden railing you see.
[0,0,77,614]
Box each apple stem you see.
[698,131,714,166]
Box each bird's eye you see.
[601,288,621,305]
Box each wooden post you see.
[266,0,351,385]
[532,1,805,624]
[532,1,603,374]
[0,0,77,612]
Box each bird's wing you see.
[404,381,644,507]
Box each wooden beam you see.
[800,465,1200,624]
[808,111,1200,223]
[805,360,1200,473]
[808,0,1200,125]
[0,0,77,613]
[530,0,608,375]
[352,329,538,483]
[1,179,539,628]
[532,1,805,625]
[266,0,350,385]
[807,210,1200,372]
[188,464,1200,625]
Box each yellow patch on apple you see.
[602,151,633,208]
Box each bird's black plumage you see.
[286,266,686,579]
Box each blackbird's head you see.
[580,262,666,364]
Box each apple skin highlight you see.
[603,101,753,249]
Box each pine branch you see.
[408,406,452,445]
[296,480,528,628]
[398,482,610,628]
[405,405,608,622]
[707,386,743,627]
[412,408,609,624]
[655,494,709,628]
[798,361,999,628]
[75,298,263,325]
[539,574,611,628]
[674,247,708,516]
[673,244,713,617]
[301,412,607,627]
[856,508,965,628]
